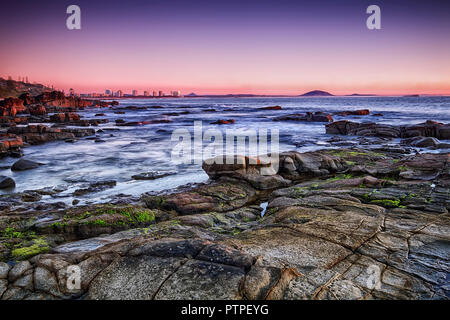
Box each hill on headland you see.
[300,90,334,97]
[0,78,52,98]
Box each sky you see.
[1,0,450,95]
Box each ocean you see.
[1,96,449,204]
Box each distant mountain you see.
[300,90,333,97]
[0,77,52,98]
[185,92,198,97]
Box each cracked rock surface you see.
[0,148,448,300]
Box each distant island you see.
[299,90,334,97]
[347,93,377,96]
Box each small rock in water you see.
[131,171,176,180]
[73,180,117,196]
[0,176,15,189]
[211,119,235,125]
[21,192,43,202]
[11,159,42,171]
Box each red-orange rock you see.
[28,104,47,116]
[50,112,81,122]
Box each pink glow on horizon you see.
[1,2,449,96]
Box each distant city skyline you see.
[1,0,449,95]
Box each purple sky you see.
[1,0,449,95]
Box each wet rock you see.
[260,106,282,110]
[0,176,15,189]
[11,158,42,171]
[274,112,333,122]
[326,120,450,139]
[73,180,117,196]
[21,192,43,202]
[131,171,176,180]
[142,180,257,215]
[211,119,235,125]
[334,109,370,116]
[401,136,450,149]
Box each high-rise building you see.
[115,90,123,97]
[144,91,149,97]
[132,90,138,96]
[152,91,157,97]
[69,88,75,96]
[171,91,181,97]
[158,90,163,97]
[105,89,112,96]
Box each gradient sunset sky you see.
[1,0,450,95]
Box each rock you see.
[274,112,333,122]
[402,136,440,148]
[21,192,43,202]
[13,273,33,290]
[260,106,282,110]
[73,180,117,196]
[1,147,449,301]
[35,91,93,108]
[0,98,26,115]
[0,133,23,156]
[34,267,61,297]
[11,159,42,171]
[28,104,47,116]
[0,176,15,189]
[211,119,235,125]
[8,261,32,282]
[0,279,7,297]
[334,109,370,116]
[19,93,34,105]
[131,171,176,180]
[0,262,10,279]
[50,112,81,123]
[326,120,450,139]
[142,180,257,215]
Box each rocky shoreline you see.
[0,146,448,300]
[0,93,449,300]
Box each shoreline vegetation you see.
[0,86,449,300]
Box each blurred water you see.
[1,96,449,203]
